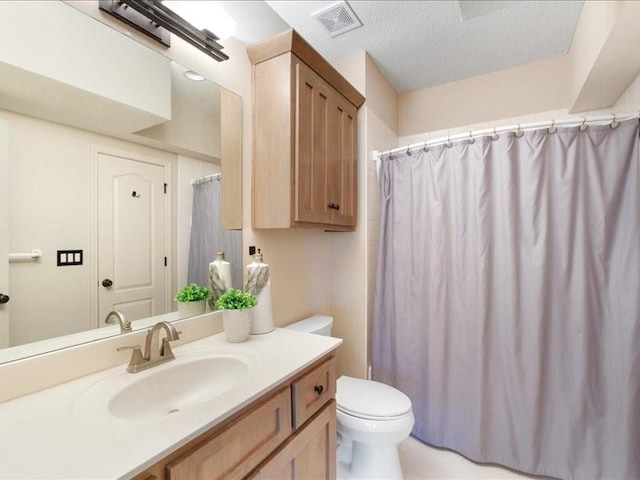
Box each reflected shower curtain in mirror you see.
[188,177,242,289]
[372,120,640,480]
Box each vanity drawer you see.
[291,356,336,428]
[166,388,292,480]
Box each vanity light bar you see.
[99,0,229,62]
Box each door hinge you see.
[164,183,168,194]
[164,256,167,267]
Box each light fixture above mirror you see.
[99,0,230,62]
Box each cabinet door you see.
[259,402,337,480]
[294,62,332,225]
[327,93,357,227]
[166,389,291,480]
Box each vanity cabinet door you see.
[291,356,336,428]
[166,388,291,480]
[258,402,337,480]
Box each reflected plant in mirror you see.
[0,1,242,364]
[175,284,212,319]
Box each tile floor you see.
[399,436,547,480]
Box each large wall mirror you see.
[0,1,243,364]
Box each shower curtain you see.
[188,177,242,289]
[372,120,640,480]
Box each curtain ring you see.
[468,131,475,144]
[406,146,412,156]
[610,114,619,129]
[548,120,557,134]
[514,124,524,138]
[422,141,429,153]
[445,134,453,148]
[491,127,499,141]
[579,117,588,132]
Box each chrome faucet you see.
[105,310,132,333]
[117,321,180,373]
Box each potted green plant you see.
[215,289,258,343]
[175,284,212,318]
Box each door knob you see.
[102,279,113,288]
[0,294,9,304]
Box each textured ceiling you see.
[265,0,584,94]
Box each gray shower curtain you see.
[188,177,242,289]
[372,120,640,480]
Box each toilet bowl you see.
[286,315,415,480]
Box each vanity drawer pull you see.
[314,385,324,395]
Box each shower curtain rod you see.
[373,111,640,160]
[192,173,222,185]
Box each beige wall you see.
[613,71,640,110]
[567,0,640,112]
[399,55,570,137]
[0,1,171,121]
[137,98,222,160]
[330,53,399,379]
[569,0,622,109]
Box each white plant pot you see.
[222,308,254,343]
[177,300,206,319]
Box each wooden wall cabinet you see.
[133,355,337,480]
[248,30,364,231]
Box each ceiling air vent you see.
[312,1,363,38]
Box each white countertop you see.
[0,328,342,479]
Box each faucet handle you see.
[117,344,140,352]
[117,345,145,373]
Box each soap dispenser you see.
[245,249,274,334]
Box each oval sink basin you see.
[74,351,255,422]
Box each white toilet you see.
[286,315,415,479]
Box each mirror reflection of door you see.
[0,120,9,347]
[96,149,170,324]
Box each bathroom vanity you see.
[135,354,337,480]
[0,328,341,479]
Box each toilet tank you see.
[285,315,333,336]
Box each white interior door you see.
[0,120,8,347]
[97,151,169,324]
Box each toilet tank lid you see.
[286,315,333,333]
[337,376,412,419]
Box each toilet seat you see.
[336,376,412,421]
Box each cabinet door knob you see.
[335,204,340,211]
[314,385,324,395]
